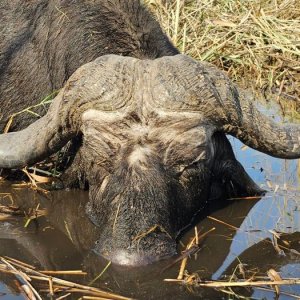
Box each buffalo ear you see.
[0,90,75,169]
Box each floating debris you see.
[0,256,131,300]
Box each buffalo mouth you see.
[85,153,181,266]
[86,198,179,266]
[93,229,177,266]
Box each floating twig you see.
[164,278,300,288]
[1,257,42,300]
[0,256,131,300]
[207,216,238,230]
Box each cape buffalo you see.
[0,1,299,265]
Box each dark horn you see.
[0,90,75,168]
[0,54,126,169]
[202,62,300,159]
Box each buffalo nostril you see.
[94,234,177,266]
[100,249,176,266]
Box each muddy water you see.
[0,105,299,299]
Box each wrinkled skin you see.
[68,56,300,264]
[0,1,299,266]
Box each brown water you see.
[0,104,299,299]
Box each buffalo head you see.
[0,54,299,265]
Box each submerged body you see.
[0,1,299,265]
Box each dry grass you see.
[163,214,300,298]
[147,0,300,112]
[165,275,300,299]
[0,256,131,300]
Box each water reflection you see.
[212,140,300,295]
[212,138,299,275]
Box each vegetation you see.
[147,0,300,113]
